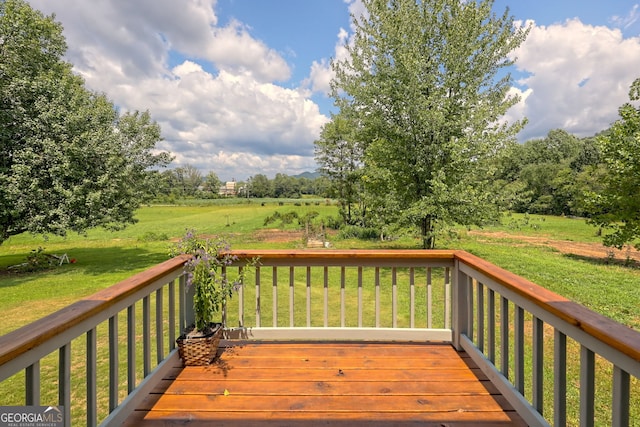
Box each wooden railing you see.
[453,251,640,427]
[0,250,638,426]
[221,249,455,341]
[0,255,189,427]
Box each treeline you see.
[154,167,332,200]
[495,129,602,217]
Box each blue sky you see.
[27,0,640,181]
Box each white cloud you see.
[308,58,334,94]
[120,65,329,173]
[206,20,291,83]
[506,18,640,141]
[27,0,327,180]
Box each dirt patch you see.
[252,229,305,243]
[252,229,336,247]
[468,230,640,264]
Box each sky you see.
[26,0,640,181]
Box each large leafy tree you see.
[329,0,528,248]
[587,78,640,249]
[0,0,171,243]
[249,174,273,198]
[273,173,301,198]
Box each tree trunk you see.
[421,216,435,249]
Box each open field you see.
[1,203,639,335]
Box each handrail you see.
[0,255,189,369]
[453,250,640,363]
[230,248,456,262]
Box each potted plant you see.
[171,229,249,365]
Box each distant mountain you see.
[293,171,322,179]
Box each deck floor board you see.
[125,341,528,426]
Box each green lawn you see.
[1,206,639,334]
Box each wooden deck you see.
[124,341,528,426]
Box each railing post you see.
[452,259,469,351]
[183,274,195,328]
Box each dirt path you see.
[468,230,640,264]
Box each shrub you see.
[338,225,380,240]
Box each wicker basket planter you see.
[176,323,223,366]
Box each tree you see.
[587,78,640,249]
[329,0,528,248]
[181,164,204,196]
[0,0,171,243]
[315,114,365,225]
[250,174,273,198]
[203,171,222,195]
[273,173,300,198]
[493,130,602,216]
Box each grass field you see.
[1,202,639,334]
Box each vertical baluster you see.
[306,266,311,327]
[392,268,397,328]
[87,328,97,427]
[340,267,346,328]
[169,280,176,350]
[179,275,187,332]
[127,304,136,393]
[143,295,151,377]
[444,267,451,329]
[467,278,474,341]
[500,297,509,378]
[427,268,432,329]
[612,366,630,427]
[514,305,524,394]
[487,289,495,364]
[238,266,244,328]
[221,266,227,326]
[580,345,595,427]
[255,266,261,328]
[532,316,544,414]
[109,315,119,412]
[156,289,164,363]
[324,266,329,327]
[59,344,71,427]
[272,267,278,328]
[375,267,380,328]
[25,361,40,406]
[289,266,295,327]
[554,329,567,427]
[409,267,415,328]
[357,267,363,328]
[477,282,484,353]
